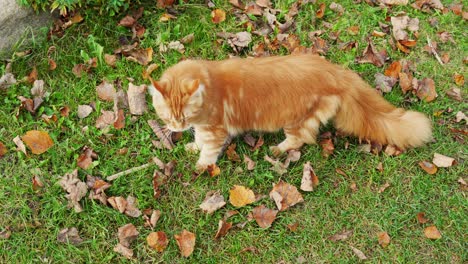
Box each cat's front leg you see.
[194,126,229,171]
[184,126,205,154]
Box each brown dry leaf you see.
[243,155,256,170]
[375,73,397,93]
[432,153,455,168]
[424,225,441,239]
[113,109,125,130]
[230,185,255,207]
[142,63,159,80]
[128,83,147,115]
[199,191,226,214]
[72,64,88,77]
[226,143,241,162]
[0,72,17,91]
[148,120,174,150]
[252,205,278,228]
[48,58,57,71]
[159,13,176,22]
[95,110,115,130]
[328,230,353,242]
[21,130,53,155]
[211,9,226,24]
[59,106,70,117]
[157,0,175,8]
[417,212,429,224]
[147,231,168,252]
[77,105,93,119]
[13,136,27,155]
[380,0,408,5]
[0,228,11,240]
[264,155,288,175]
[350,246,368,260]
[174,230,196,257]
[453,74,464,86]
[377,232,391,248]
[455,111,467,123]
[229,0,244,8]
[108,196,128,213]
[27,67,38,84]
[329,2,344,15]
[18,96,35,113]
[372,30,387,37]
[58,170,88,213]
[0,142,7,158]
[384,61,402,79]
[113,243,133,259]
[77,146,97,170]
[378,182,390,193]
[376,162,384,173]
[419,161,437,174]
[118,223,139,248]
[96,80,116,102]
[301,162,319,192]
[57,227,83,245]
[347,26,359,35]
[446,87,461,101]
[319,138,335,157]
[214,220,233,239]
[399,72,413,94]
[415,78,437,102]
[356,37,387,67]
[350,182,358,192]
[287,222,299,232]
[207,164,221,177]
[269,181,304,211]
[316,3,326,18]
[118,15,136,28]
[391,16,418,40]
[104,54,117,67]
[125,196,142,218]
[245,2,262,16]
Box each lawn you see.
[0,0,466,263]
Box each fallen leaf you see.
[269,181,304,211]
[372,30,387,37]
[148,120,174,150]
[125,196,142,218]
[245,2,262,16]
[453,74,464,86]
[77,105,93,119]
[113,109,125,129]
[167,41,185,53]
[455,111,467,123]
[0,72,17,90]
[118,223,139,247]
[391,16,418,40]
[229,185,256,207]
[243,155,256,170]
[347,26,359,35]
[128,83,147,115]
[232,32,252,48]
[384,61,402,79]
[59,106,70,117]
[199,191,226,214]
[252,205,278,228]
[0,228,11,240]
[77,146,97,170]
[329,2,344,15]
[328,230,353,242]
[301,162,319,192]
[380,0,408,5]
[417,212,429,224]
[27,67,38,84]
[48,58,57,71]
[377,232,391,248]
[21,130,53,155]
[95,110,115,129]
[108,196,128,213]
[316,3,326,18]
[446,87,462,101]
[72,64,88,77]
[376,162,384,172]
[207,164,221,177]
[18,96,35,114]
[319,138,335,157]
[211,9,226,24]
[424,225,441,239]
[159,13,176,22]
[432,153,455,168]
[356,37,387,67]
[58,170,88,213]
[419,161,437,174]
[142,63,159,80]
[378,182,390,193]
[214,220,233,239]
[287,222,299,232]
[437,31,455,44]
[157,0,176,8]
[375,73,397,93]
[229,0,244,8]
[118,15,136,28]
[96,80,116,102]
[104,54,117,67]
[399,72,413,94]
[57,227,83,245]
[13,136,27,155]
[350,182,358,192]
[113,243,133,259]
[415,78,437,102]
[226,143,241,162]
[0,142,7,158]
[174,230,196,257]
[147,231,168,252]
[264,155,288,175]
[350,245,368,260]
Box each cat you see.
[148,54,432,171]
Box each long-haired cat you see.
[149,55,432,171]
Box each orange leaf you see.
[211,9,226,24]
[147,231,168,252]
[319,138,334,157]
[226,143,241,162]
[377,232,391,248]
[48,59,57,71]
[21,130,53,154]
[316,3,326,19]
[214,220,233,239]
[27,67,38,84]
[416,212,429,224]
[418,161,437,174]
[269,181,304,211]
[453,73,464,86]
[174,230,196,257]
[207,164,221,177]
[252,205,278,228]
[0,142,7,157]
[229,185,255,207]
[424,225,441,239]
[384,61,402,79]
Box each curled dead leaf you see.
[301,162,319,192]
[432,153,455,168]
[214,220,233,239]
[419,160,437,174]
[147,231,168,252]
[417,212,429,224]
[174,230,196,257]
[211,9,226,24]
[199,191,226,214]
[128,83,147,115]
[252,205,278,228]
[269,181,304,211]
[226,143,241,162]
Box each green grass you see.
[1,0,467,263]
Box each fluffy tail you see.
[334,85,432,149]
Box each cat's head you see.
[149,77,204,132]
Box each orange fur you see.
[149,55,432,170]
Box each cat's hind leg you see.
[270,117,320,156]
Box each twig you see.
[426,37,444,66]
[107,162,154,181]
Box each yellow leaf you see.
[21,130,54,155]
[229,185,255,207]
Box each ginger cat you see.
[149,55,432,171]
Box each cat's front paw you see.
[195,162,209,173]
[269,146,284,157]
[185,142,200,154]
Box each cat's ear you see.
[149,77,166,96]
[185,79,201,96]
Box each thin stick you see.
[426,37,444,66]
[107,162,154,181]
